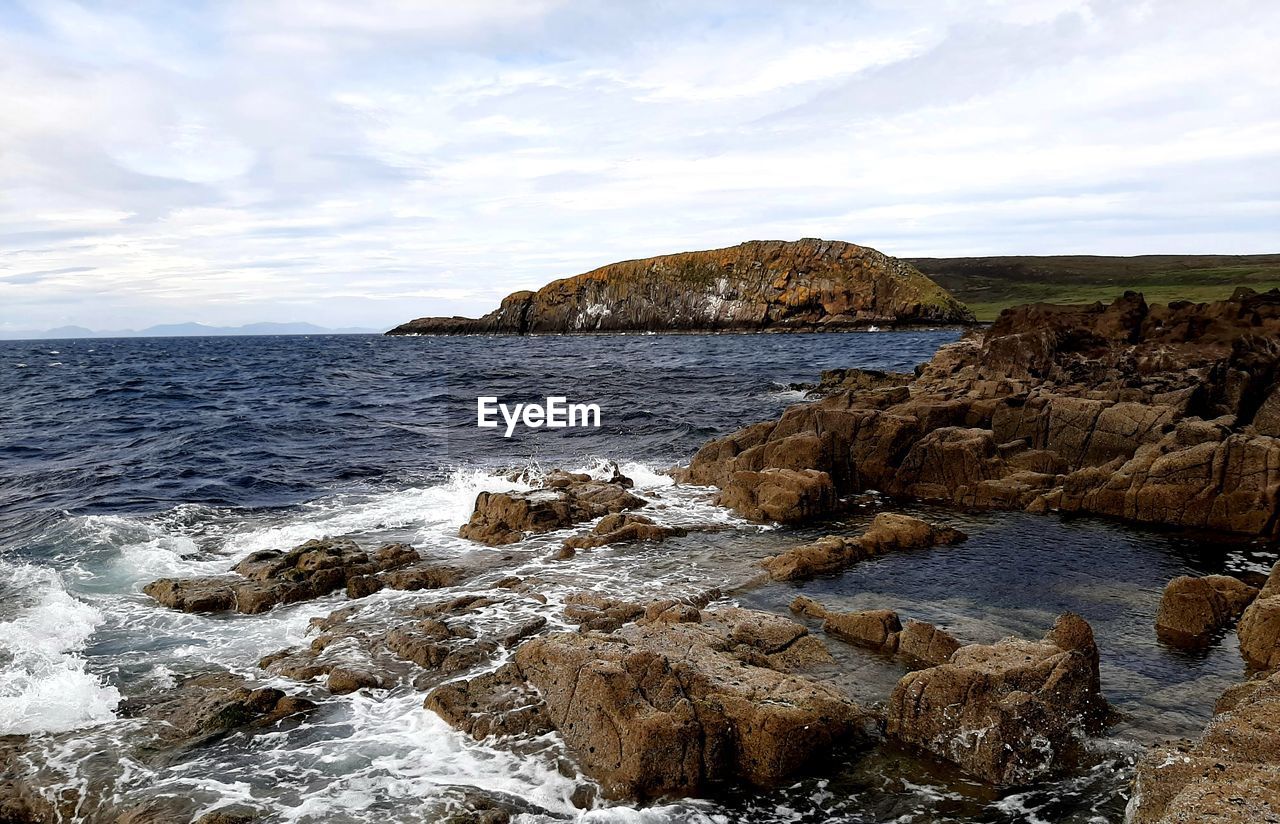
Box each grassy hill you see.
[908,254,1280,322]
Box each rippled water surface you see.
[0,331,1271,823]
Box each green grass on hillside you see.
[909,256,1280,322]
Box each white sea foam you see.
[0,565,120,734]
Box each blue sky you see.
[1,0,1278,332]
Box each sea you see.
[0,331,1272,823]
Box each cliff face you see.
[386,239,974,335]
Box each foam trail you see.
[0,565,119,734]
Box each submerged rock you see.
[761,512,965,581]
[459,473,645,546]
[886,613,1108,786]
[129,671,315,745]
[1155,574,1258,647]
[681,290,1280,538]
[426,606,874,800]
[143,538,426,614]
[387,239,974,335]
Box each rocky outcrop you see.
[1129,669,1280,823]
[459,471,645,546]
[425,606,874,800]
[1155,574,1258,647]
[562,512,686,551]
[680,290,1280,539]
[717,467,838,522]
[128,671,315,745]
[142,539,442,614]
[886,613,1107,786]
[387,239,974,336]
[760,513,966,580]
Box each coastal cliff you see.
[386,238,974,335]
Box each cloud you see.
[0,0,1277,330]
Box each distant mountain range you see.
[0,322,380,340]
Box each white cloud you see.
[0,0,1277,331]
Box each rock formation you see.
[1129,668,1280,822]
[886,613,1108,786]
[760,513,966,581]
[1238,561,1280,671]
[425,606,875,799]
[1155,574,1258,647]
[679,289,1280,538]
[459,471,645,546]
[387,239,974,335]
[142,538,467,614]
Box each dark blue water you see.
[0,330,1266,824]
[0,332,950,546]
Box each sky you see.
[1,0,1278,333]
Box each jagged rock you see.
[1238,562,1280,671]
[143,538,421,614]
[425,663,553,740]
[897,619,963,668]
[1129,669,1280,823]
[132,672,315,744]
[679,290,1280,538]
[821,609,901,652]
[886,613,1107,786]
[428,606,873,800]
[562,512,686,550]
[460,474,645,545]
[326,667,382,694]
[1156,574,1258,647]
[717,468,837,522]
[388,239,974,335]
[761,513,965,581]
[562,592,645,633]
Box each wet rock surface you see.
[425,605,875,799]
[142,538,437,614]
[886,613,1108,786]
[680,290,1280,538]
[761,512,966,581]
[562,512,686,551]
[459,471,646,545]
[387,239,974,335]
[1155,574,1258,647]
[1238,561,1280,671]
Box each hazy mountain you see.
[0,322,380,340]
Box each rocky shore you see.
[386,239,975,335]
[5,290,1279,822]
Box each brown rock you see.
[886,613,1108,785]
[562,512,686,551]
[717,468,837,522]
[1156,575,1258,647]
[822,609,901,652]
[897,620,963,668]
[326,667,382,694]
[761,513,965,581]
[429,607,872,800]
[459,475,645,545]
[136,672,315,744]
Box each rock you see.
[761,513,965,581]
[885,612,1108,786]
[132,672,315,744]
[562,592,645,633]
[387,239,974,335]
[822,609,901,652]
[424,663,553,740]
[429,606,874,800]
[1129,669,1280,823]
[144,538,420,614]
[459,475,645,546]
[562,512,686,550]
[679,290,1280,539]
[1237,561,1280,671]
[1156,575,1258,647]
[896,619,963,668]
[380,562,466,591]
[326,667,382,694]
[717,468,837,522]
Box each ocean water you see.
[0,331,1270,823]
